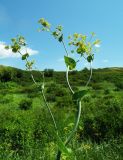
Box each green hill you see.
[0,65,123,159]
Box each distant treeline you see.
[0,65,123,89]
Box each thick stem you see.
[66,66,74,94]
[65,101,82,145]
[86,62,92,87]
[56,101,82,160]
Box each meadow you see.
[0,65,123,160]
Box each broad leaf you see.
[73,89,88,101]
[58,34,63,42]
[64,56,76,70]
[87,54,94,62]
[22,53,29,60]
[11,43,21,53]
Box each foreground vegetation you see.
[0,66,123,159]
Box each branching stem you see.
[18,50,58,132]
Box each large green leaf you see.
[58,34,63,42]
[87,54,94,62]
[73,89,88,101]
[64,56,76,70]
[22,53,29,60]
[11,43,21,53]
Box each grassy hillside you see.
[0,65,123,160]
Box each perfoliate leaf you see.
[64,56,76,70]
[22,53,29,60]
[58,34,63,42]
[87,54,94,62]
[73,89,88,101]
[76,47,82,54]
[11,43,21,53]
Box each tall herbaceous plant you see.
[5,18,100,160]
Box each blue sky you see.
[0,0,123,71]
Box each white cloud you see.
[102,59,109,63]
[0,41,39,59]
[95,44,101,48]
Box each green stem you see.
[18,50,58,132]
[56,39,92,160]
[65,101,82,145]
[41,89,58,131]
[86,62,92,87]
[66,66,74,94]
[56,101,82,160]
[62,41,69,56]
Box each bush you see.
[104,88,110,95]
[19,98,32,110]
[46,94,56,102]
[91,83,102,90]
[115,81,123,90]
[46,83,68,98]
[55,96,73,108]
[44,69,54,77]
[79,98,123,143]
[0,94,13,104]
[83,95,92,103]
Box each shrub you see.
[91,83,102,90]
[104,88,110,95]
[46,94,56,102]
[79,98,123,143]
[46,83,68,98]
[19,98,32,110]
[0,94,13,104]
[55,96,73,108]
[44,69,54,77]
[115,81,123,90]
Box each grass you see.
[0,67,123,159]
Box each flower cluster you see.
[5,35,34,70]
[68,33,100,62]
[5,36,26,53]
[38,18,100,68]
